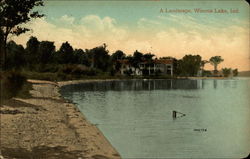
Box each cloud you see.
[137,18,161,29]
[12,15,128,50]
[12,14,250,71]
[59,15,75,24]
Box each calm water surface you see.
[61,78,250,158]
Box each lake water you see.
[60,78,250,158]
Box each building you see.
[116,59,174,76]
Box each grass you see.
[0,70,32,102]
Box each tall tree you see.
[131,50,143,71]
[37,41,55,64]
[6,40,26,69]
[111,50,125,61]
[58,41,74,64]
[178,54,202,76]
[209,56,224,74]
[25,36,40,64]
[0,0,44,69]
[89,44,110,71]
[143,53,155,75]
[72,48,90,66]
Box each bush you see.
[37,64,59,73]
[60,64,97,76]
[0,71,27,100]
[222,68,231,77]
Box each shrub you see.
[0,71,27,100]
[222,68,231,77]
[60,64,97,76]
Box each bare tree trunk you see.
[214,64,218,75]
[2,35,7,70]
[0,34,4,70]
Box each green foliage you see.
[0,0,44,34]
[72,49,90,66]
[232,69,238,77]
[37,41,55,64]
[114,61,122,72]
[89,44,111,72]
[131,50,143,68]
[0,71,27,100]
[209,56,224,73]
[0,0,44,68]
[6,41,26,69]
[60,64,97,76]
[111,50,125,61]
[143,53,155,61]
[58,41,74,64]
[25,36,40,64]
[177,54,202,76]
[21,70,58,81]
[202,70,212,77]
[35,64,59,73]
[222,68,231,77]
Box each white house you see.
[116,59,174,76]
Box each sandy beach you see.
[0,79,120,159]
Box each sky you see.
[12,0,250,71]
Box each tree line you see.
[1,0,238,78]
[3,36,238,77]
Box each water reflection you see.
[63,79,206,92]
[60,78,250,158]
[213,80,217,89]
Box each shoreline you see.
[0,79,120,159]
[57,76,232,88]
[0,77,240,158]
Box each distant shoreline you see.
[57,76,236,87]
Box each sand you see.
[0,79,120,159]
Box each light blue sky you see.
[14,0,249,70]
[40,0,248,29]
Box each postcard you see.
[0,0,249,159]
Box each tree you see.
[0,29,3,66]
[200,60,209,76]
[178,54,202,76]
[72,49,90,66]
[130,50,143,72]
[160,56,174,60]
[37,41,55,64]
[222,68,231,77]
[209,56,224,74]
[6,40,26,69]
[89,44,111,72]
[232,68,238,77]
[58,41,74,64]
[25,36,40,64]
[143,53,155,61]
[143,53,155,75]
[0,0,44,69]
[111,50,125,61]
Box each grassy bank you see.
[0,71,32,102]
